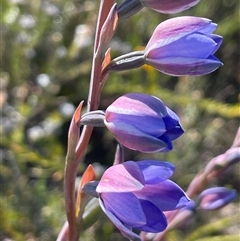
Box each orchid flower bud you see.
[117,0,201,19]
[109,17,223,76]
[144,16,223,76]
[104,93,184,153]
[198,187,237,210]
[204,147,240,177]
[84,160,190,241]
[142,0,201,14]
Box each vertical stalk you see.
[63,1,114,240]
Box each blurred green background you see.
[1,0,239,240]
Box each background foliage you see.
[1,0,239,240]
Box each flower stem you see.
[63,1,115,240]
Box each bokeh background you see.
[1,0,239,240]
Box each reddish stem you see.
[64,161,80,241]
[63,1,114,240]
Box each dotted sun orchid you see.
[104,93,184,153]
[144,16,223,76]
[83,160,190,241]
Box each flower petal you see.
[136,160,175,184]
[106,114,167,137]
[96,161,145,193]
[99,198,142,241]
[101,192,146,226]
[146,56,223,76]
[145,17,213,53]
[106,93,168,117]
[143,0,201,14]
[136,199,167,232]
[165,106,181,123]
[105,120,169,152]
[148,32,218,59]
[134,180,190,211]
[164,125,184,141]
[210,34,223,53]
[163,107,185,140]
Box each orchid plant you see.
[56,1,239,241]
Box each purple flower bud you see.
[198,187,237,210]
[104,93,184,153]
[142,0,201,14]
[96,160,190,240]
[144,16,223,76]
[117,0,200,19]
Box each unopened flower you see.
[204,147,240,177]
[104,93,184,153]
[109,17,223,76]
[144,16,223,76]
[117,0,201,19]
[95,160,190,241]
[142,0,201,14]
[198,187,237,210]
